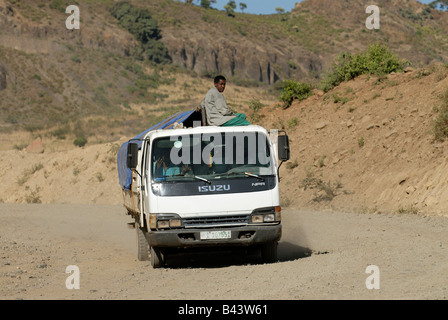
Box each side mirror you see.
[278,134,290,161]
[126,142,139,169]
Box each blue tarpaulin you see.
[117,109,196,190]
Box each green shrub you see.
[432,89,448,141]
[143,39,171,65]
[299,169,343,202]
[249,98,264,113]
[50,127,70,140]
[49,0,66,12]
[320,43,408,92]
[111,2,161,42]
[71,55,81,64]
[73,136,88,147]
[17,163,44,186]
[95,172,105,182]
[287,117,299,128]
[286,160,298,170]
[358,137,365,148]
[25,188,42,204]
[248,98,265,122]
[397,204,419,215]
[432,108,448,141]
[279,80,313,109]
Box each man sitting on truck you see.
[200,75,251,126]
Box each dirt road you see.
[1,203,447,300]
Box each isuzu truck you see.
[117,108,290,268]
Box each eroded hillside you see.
[1,0,448,133]
[262,64,448,215]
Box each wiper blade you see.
[194,175,211,184]
[215,172,265,181]
[243,172,265,181]
[213,172,242,178]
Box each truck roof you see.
[145,123,268,140]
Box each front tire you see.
[136,222,149,261]
[150,246,165,268]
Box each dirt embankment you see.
[262,64,448,216]
[0,138,125,206]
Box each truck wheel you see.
[150,246,165,268]
[136,223,149,261]
[261,241,278,263]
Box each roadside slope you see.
[0,140,124,205]
[266,64,448,215]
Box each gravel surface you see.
[1,203,447,300]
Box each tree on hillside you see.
[111,2,171,64]
[185,0,193,4]
[224,0,236,17]
[429,0,448,10]
[275,7,285,14]
[200,0,216,9]
[111,2,161,42]
[239,3,247,12]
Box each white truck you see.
[117,109,290,268]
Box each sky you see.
[207,0,435,15]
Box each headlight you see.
[251,214,275,223]
[251,207,281,224]
[251,215,264,223]
[169,219,182,228]
[157,220,170,229]
[149,213,182,230]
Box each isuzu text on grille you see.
[198,185,230,192]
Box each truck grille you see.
[183,215,250,228]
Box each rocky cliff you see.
[163,32,324,84]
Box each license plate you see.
[200,230,231,240]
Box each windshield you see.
[150,132,274,182]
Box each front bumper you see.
[146,223,282,248]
